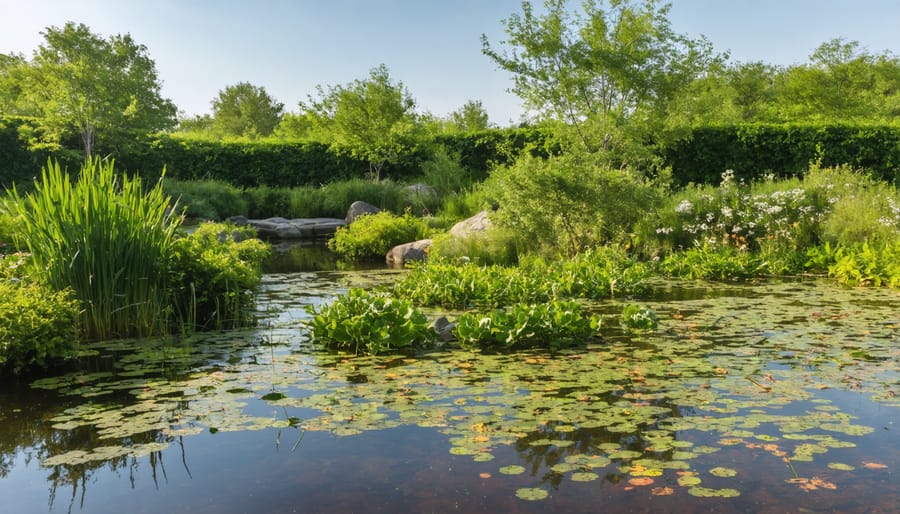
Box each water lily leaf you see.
[827,462,855,471]
[709,467,737,477]
[688,487,740,498]
[571,472,599,482]
[678,475,702,487]
[499,465,526,475]
[515,488,549,501]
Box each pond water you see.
[1,265,898,513]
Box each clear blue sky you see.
[1,1,899,126]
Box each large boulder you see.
[385,239,432,267]
[345,201,381,224]
[449,210,491,238]
[244,217,346,239]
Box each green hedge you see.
[433,127,557,181]
[664,124,900,185]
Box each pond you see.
[0,264,898,513]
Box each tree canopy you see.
[210,82,284,138]
[482,0,720,152]
[301,64,419,180]
[4,22,176,158]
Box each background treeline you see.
[3,117,898,189]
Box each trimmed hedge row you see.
[2,117,897,189]
[664,124,900,185]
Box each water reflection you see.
[0,276,897,513]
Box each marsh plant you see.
[620,304,658,332]
[455,300,599,350]
[8,159,183,340]
[306,288,435,355]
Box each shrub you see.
[327,211,429,260]
[305,288,435,355]
[0,253,81,374]
[420,147,472,197]
[168,222,270,330]
[454,300,598,351]
[8,158,182,340]
[485,151,661,257]
[0,199,16,254]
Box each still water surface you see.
[0,267,897,513]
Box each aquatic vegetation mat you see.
[23,277,900,506]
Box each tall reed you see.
[9,158,183,340]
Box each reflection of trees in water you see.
[511,386,696,490]
[1,384,190,513]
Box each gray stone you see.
[449,210,491,238]
[345,201,381,224]
[432,316,457,343]
[404,183,437,199]
[385,238,433,266]
[244,217,346,239]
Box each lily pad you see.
[515,488,549,501]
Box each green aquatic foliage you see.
[393,249,652,309]
[7,158,182,339]
[820,241,900,288]
[0,273,80,374]
[660,244,769,281]
[306,288,436,355]
[328,211,429,260]
[454,300,599,350]
[621,304,659,331]
[168,221,270,330]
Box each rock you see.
[345,201,381,224]
[449,210,491,238]
[245,217,346,239]
[432,316,457,343]
[385,239,432,266]
[404,183,437,199]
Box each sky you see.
[1,0,899,126]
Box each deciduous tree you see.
[211,82,284,138]
[14,22,176,158]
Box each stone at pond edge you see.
[233,216,346,240]
[386,239,432,267]
[346,201,381,224]
[449,210,491,238]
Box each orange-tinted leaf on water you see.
[479,472,491,479]
[628,477,655,487]
[862,461,888,469]
[651,487,674,496]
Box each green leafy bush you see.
[0,200,16,254]
[328,211,429,260]
[1,253,81,374]
[8,158,182,340]
[168,222,270,330]
[454,301,598,351]
[305,288,435,355]
[485,151,661,256]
